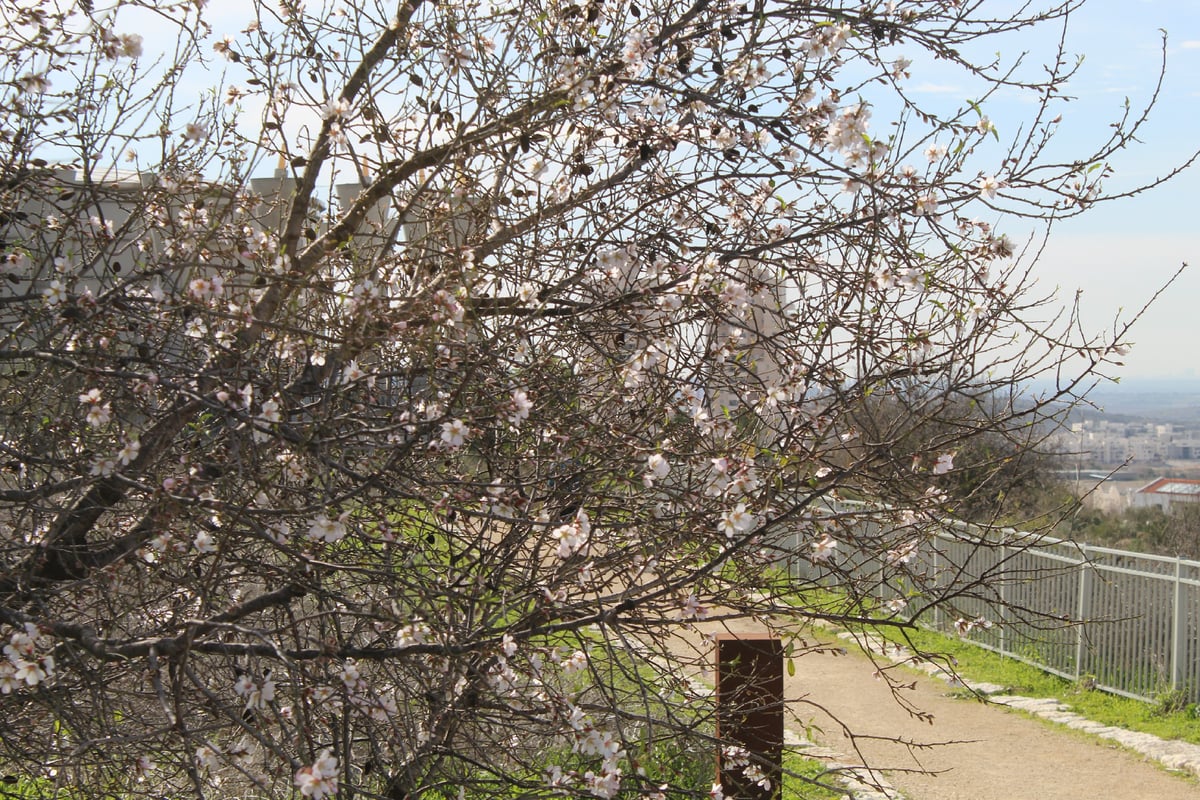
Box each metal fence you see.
[788,502,1200,705]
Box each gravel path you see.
[668,619,1200,800]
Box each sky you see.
[852,0,1200,382]
[1004,0,1200,381]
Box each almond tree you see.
[0,0,1188,797]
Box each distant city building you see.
[1132,477,1200,511]
[1059,417,1200,466]
[1168,441,1200,460]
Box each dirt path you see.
[669,619,1200,800]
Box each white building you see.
[1132,477,1200,511]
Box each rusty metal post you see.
[715,634,783,800]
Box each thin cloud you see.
[1181,41,1200,49]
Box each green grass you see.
[782,752,848,800]
[0,777,62,800]
[877,625,1200,745]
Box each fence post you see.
[932,543,942,631]
[1171,557,1184,692]
[1074,544,1092,682]
[998,544,1008,657]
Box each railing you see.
[787,502,1200,705]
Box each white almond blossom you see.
[810,533,838,562]
[193,530,217,554]
[508,390,532,426]
[643,452,670,486]
[441,419,469,448]
[718,504,755,538]
[307,513,348,543]
[42,280,68,305]
[932,453,955,475]
[117,439,140,466]
[395,621,432,648]
[295,750,338,800]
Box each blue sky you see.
[859,0,1200,380]
[1017,0,1200,380]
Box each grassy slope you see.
[877,625,1200,745]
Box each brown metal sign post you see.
[715,634,783,800]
